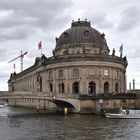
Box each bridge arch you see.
[49,98,80,113]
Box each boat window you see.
[126,110,129,115]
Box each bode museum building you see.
[8,19,128,96]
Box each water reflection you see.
[0,106,140,140]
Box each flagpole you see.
[119,44,123,58]
[40,41,42,57]
[41,46,42,57]
[13,64,16,73]
[38,41,42,57]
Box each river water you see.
[0,106,140,140]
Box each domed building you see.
[8,19,128,96]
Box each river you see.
[0,106,140,140]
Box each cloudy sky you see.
[0,0,140,90]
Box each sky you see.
[0,0,140,90]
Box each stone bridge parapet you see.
[0,91,81,112]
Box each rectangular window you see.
[73,69,79,77]
[89,69,95,75]
[104,69,109,76]
[59,70,63,77]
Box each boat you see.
[0,102,5,108]
[105,108,140,119]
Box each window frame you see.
[104,69,109,77]
[73,69,79,77]
[58,69,63,77]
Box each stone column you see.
[99,66,103,94]
[66,68,69,95]
[53,69,56,94]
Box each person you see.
[112,48,115,56]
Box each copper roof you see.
[56,20,107,47]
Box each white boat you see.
[105,108,140,119]
[0,103,5,108]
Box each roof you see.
[56,20,108,47]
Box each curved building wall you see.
[45,59,126,95]
[9,55,126,95]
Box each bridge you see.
[0,91,138,114]
[0,91,81,113]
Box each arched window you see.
[63,32,69,38]
[102,51,108,55]
[49,83,53,92]
[104,82,109,93]
[115,83,119,93]
[72,82,79,94]
[59,83,65,93]
[88,82,96,94]
[63,50,68,55]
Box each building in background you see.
[8,19,128,95]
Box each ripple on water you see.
[0,107,140,140]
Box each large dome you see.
[56,20,108,47]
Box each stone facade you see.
[8,20,128,96]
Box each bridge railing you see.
[2,90,136,97]
[0,91,80,99]
[0,91,137,100]
[31,92,80,99]
[0,91,13,95]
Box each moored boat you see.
[105,108,140,119]
[0,102,5,108]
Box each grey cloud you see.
[0,0,72,27]
[0,25,38,41]
[117,4,140,31]
[0,0,73,41]
[79,1,140,33]
[0,10,37,29]
[0,72,9,78]
[127,48,140,59]
[91,15,114,29]
[0,49,7,61]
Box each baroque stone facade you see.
[8,20,128,95]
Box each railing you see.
[47,54,127,65]
[0,91,137,100]
[0,91,12,95]
[0,91,80,99]
[79,93,137,100]
[0,91,10,93]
